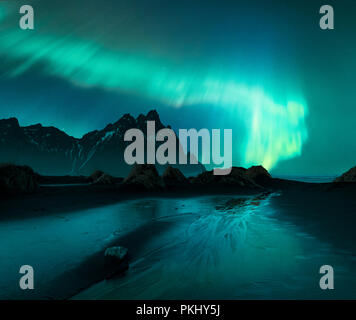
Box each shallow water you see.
[76,193,356,299]
[1,193,355,299]
[0,198,162,299]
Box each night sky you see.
[0,0,355,175]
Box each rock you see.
[93,173,116,185]
[105,246,128,260]
[123,164,164,190]
[89,170,104,182]
[0,117,20,128]
[104,246,129,279]
[192,167,259,188]
[89,170,118,185]
[0,164,38,194]
[246,165,271,185]
[162,166,188,186]
[192,166,271,188]
[334,166,356,182]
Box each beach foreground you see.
[1,177,356,300]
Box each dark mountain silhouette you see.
[0,110,205,177]
[162,165,188,186]
[334,165,356,182]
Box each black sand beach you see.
[1,177,356,300]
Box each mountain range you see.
[0,110,205,177]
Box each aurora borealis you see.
[0,0,355,174]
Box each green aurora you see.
[0,0,355,174]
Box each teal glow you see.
[0,3,308,170]
[0,4,7,22]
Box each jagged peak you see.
[146,109,160,121]
[136,109,164,131]
[113,113,136,127]
[136,109,160,121]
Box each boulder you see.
[104,246,129,279]
[246,165,271,185]
[162,166,188,186]
[192,167,259,188]
[0,164,38,194]
[334,166,356,182]
[93,173,116,185]
[105,246,128,260]
[123,164,164,190]
[88,170,104,182]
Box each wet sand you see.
[74,187,356,300]
[0,183,260,221]
[1,179,356,299]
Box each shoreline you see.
[0,182,270,222]
[1,179,356,299]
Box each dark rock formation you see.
[162,166,188,186]
[89,170,105,182]
[0,164,38,194]
[104,246,128,260]
[192,167,260,188]
[88,170,118,185]
[104,246,129,279]
[0,110,205,177]
[92,173,116,185]
[123,164,164,190]
[334,166,356,182]
[246,165,271,185]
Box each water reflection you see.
[77,193,356,299]
[2,192,355,299]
